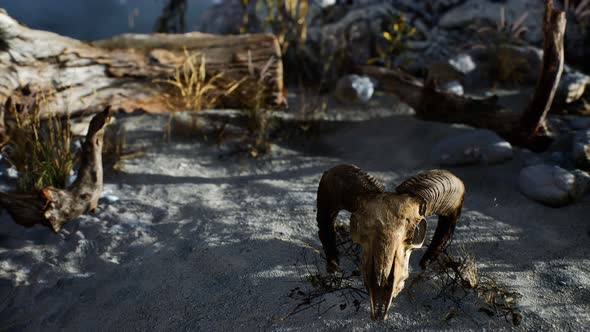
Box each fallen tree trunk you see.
[0,8,284,129]
[0,107,111,233]
[359,0,565,151]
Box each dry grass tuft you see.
[1,91,75,191]
[565,0,590,24]
[156,50,244,114]
[239,55,280,157]
[155,50,245,141]
[474,7,529,44]
[410,246,523,327]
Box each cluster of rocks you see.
[430,124,590,207]
[197,1,590,206]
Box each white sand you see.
[0,106,589,331]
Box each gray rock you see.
[424,0,467,15]
[524,155,544,167]
[7,167,18,179]
[564,15,590,73]
[66,170,77,187]
[456,45,542,89]
[101,189,120,204]
[555,70,590,104]
[431,129,513,165]
[334,75,375,104]
[438,80,464,96]
[572,129,590,170]
[569,117,590,130]
[448,53,476,74]
[518,164,585,206]
[571,169,590,199]
[549,151,566,166]
[317,0,336,7]
[197,0,255,34]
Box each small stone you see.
[555,70,590,104]
[105,195,120,204]
[66,170,77,187]
[572,129,590,170]
[448,53,476,74]
[518,164,579,206]
[100,189,119,204]
[70,122,89,137]
[334,74,374,104]
[431,129,513,166]
[7,167,18,179]
[438,80,464,96]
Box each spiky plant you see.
[2,92,75,191]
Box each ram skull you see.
[316,164,465,320]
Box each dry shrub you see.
[239,55,280,157]
[371,12,417,68]
[277,221,366,320]
[1,90,75,191]
[564,0,590,25]
[474,7,529,44]
[411,246,523,327]
[488,45,532,85]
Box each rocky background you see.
[196,0,590,207]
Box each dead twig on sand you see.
[275,222,366,320]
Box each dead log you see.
[0,107,111,232]
[358,0,565,151]
[0,9,284,126]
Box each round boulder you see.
[518,164,588,207]
[431,129,513,166]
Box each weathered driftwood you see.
[0,9,284,125]
[0,108,111,232]
[359,0,565,151]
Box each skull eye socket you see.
[410,219,427,248]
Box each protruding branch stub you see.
[316,164,465,320]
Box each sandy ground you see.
[0,104,589,331]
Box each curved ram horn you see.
[316,164,384,272]
[395,169,465,269]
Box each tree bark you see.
[358,0,566,151]
[0,9,284,126]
